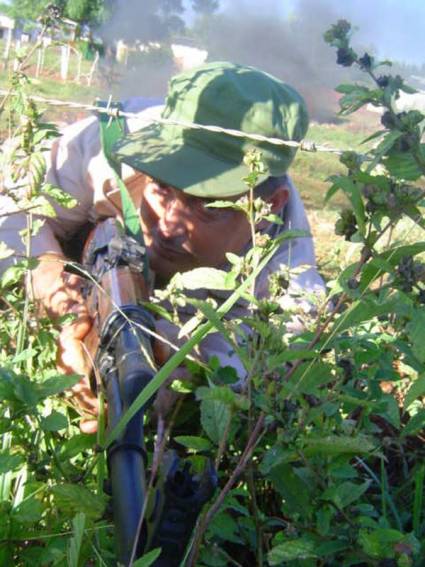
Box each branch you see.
[186,413,266,567]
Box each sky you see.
[217,0,425,66]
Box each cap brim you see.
[113,123,266,198]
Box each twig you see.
[186,413,266,567]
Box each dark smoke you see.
[195,0,348,121]
[97,0,424,121]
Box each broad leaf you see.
[0,452,25,474]
[302,435,376,456]
[51,484,105,520]
[41,411,68,432]
[200,398,231,445]
[406,309,425,363]
[404,375,425,410]
[174,436,212,452]
[402,409,425,437]
[268,538,319,563]
[176,267,236,291]
[36,374,82,399]
[322,481,371,509]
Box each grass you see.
[291,115,382,276]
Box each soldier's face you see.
[136,175,252,280]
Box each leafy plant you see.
[0,17,425,567]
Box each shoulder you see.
[122,97,165,134]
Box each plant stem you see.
[187,413,266,567]
[247,464,263,566]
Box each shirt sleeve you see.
[0,115,108,275]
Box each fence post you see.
[60,43,70,81]
[87,51,99,86]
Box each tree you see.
[6,0,50,21]
[5,0,107,26]
[100,0,185,45]
[64,0,107,25]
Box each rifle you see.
[79,217,217,566]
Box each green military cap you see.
[113,61,309,198]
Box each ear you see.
[267,185,289,214]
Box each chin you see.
[148,255,181,282]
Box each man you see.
[0,61,325,426]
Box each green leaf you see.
[42,184,78,209]
[402,409,425,437]
[316,539,350,556]
[200,398,232,445]
[67,512,86,567]
[13,497,44,523]
[133,549,162,567]
[209,512,243,544]
[268,464,313,517]
[367,130,402,173]
[60,434,96,460]
[176,267,236,291]
[1,264,25,288]
[13,374,40,407]
[286,361,333,396]
[36,374,82,399]
[381,243,425,265]
[362,129,386,144]
[0,452,25,474]
[384,150,423,180]
[260,446,295,474]
[267,349,317,371]
[332,298,398,335]
[27,195,56,217]
[197,385,249,410]
[264,213,284,224]
[174,436,212,452]
[404,375,425,410]
[302,435,376,456]
[406,309,425,363]
[359,528,420,559]
[205,200,242,210]
[51,484,105,520]
[322,481,371,509]
[268,539,319,563]
[41,411,68,432]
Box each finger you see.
[80,419,98,435]
[58,333,92,377]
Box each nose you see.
[158,190,188,240]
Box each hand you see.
[32,254,97,433]
[31,253,85,319]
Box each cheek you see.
[191,214,251,265]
